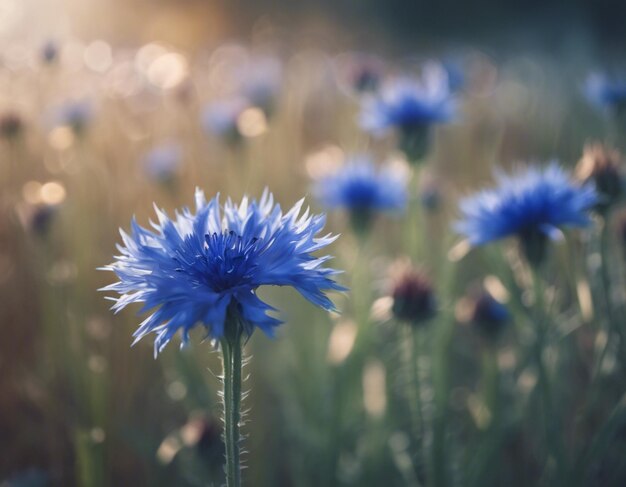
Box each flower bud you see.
[470,291,509,338]
[390,264,436,326]
[576,143,623,214]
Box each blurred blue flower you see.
[29,204,57,237]
[101,189,344,356]
[314,157,407,234]
[0,111,24,139]
[441,59,465,93]
[360,71,455,161]
[141,142,183,185]
[585,73,626,113]
[200,98,248,145]
[470,291,510,337]
[53,100,94,134]
[239,56,282,116]
[335,53,385,95]
[41,40,59,64]
[455,163,597,265]
[361,76,455,135]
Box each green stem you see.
[406,327,425,475]
[408,167,424,261]
[431,320,454,487]
[429,254,459,487]
[598,218,626,367]
[530,268,566,483]
[220,317,243,487]
[482,346,499,428]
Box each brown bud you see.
[390,262,436,326]
[576,143,623,213]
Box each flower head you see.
[239,56,282,116]
[360,68,455,161]
[200,98,248,145]
[23,204,58,237]
[101,189,344,356]
[41,40,59,64]
[335,53,385,95]
[313,157,407,235]
[576,143,623,214]
[142,142,183,186]
[389,262,436,326]
[469,291,510,338]
[585,73,626,114]
[0,111,23,139]
[455,163,597,265]
[53,100,94,135]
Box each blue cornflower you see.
[101,189,344,356]
[0,111,23,139]
[360,71,455,161]
[470,291,510,338]
[455,163,598,265]
[314,157,407,235]
[585,73,626,114]
[441,59,465,93]
[334,52,385,96]
[200,98,248,145]
[141,142,183,186]
[239,56,282,117]
[41,39,59,64]
[52,99,94,135]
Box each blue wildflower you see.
[27,204,57,237]
[470,291,510,338]
[0,111,23,139]
[41,40,59,64]
[314,157,407,235]
[585,73,626,114]
[455,163,598,266]
[441,59,465,93]
[200,98,248,145]
[101,189,344,356]
[360,72,455,162]
[142,142,183,186]
[335,53,385,95]
[53,100,94,135]
[239,56,282,117]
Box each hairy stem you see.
[221,317,243,487]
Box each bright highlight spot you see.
[40,181,66,205]
[237,107,267,138]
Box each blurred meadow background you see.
[3,0,626,486]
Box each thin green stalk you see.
[431,324,452,487]
[597,218,626,368]
[430,251,459,487]
[407,167,424,261]
[466,346,502,487]
[405,327,425,474]
[220,316,244,487]
[482,346,499,428]
[430,317,454,487]
[530,269,567,484]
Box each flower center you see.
[203,231,261,292]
